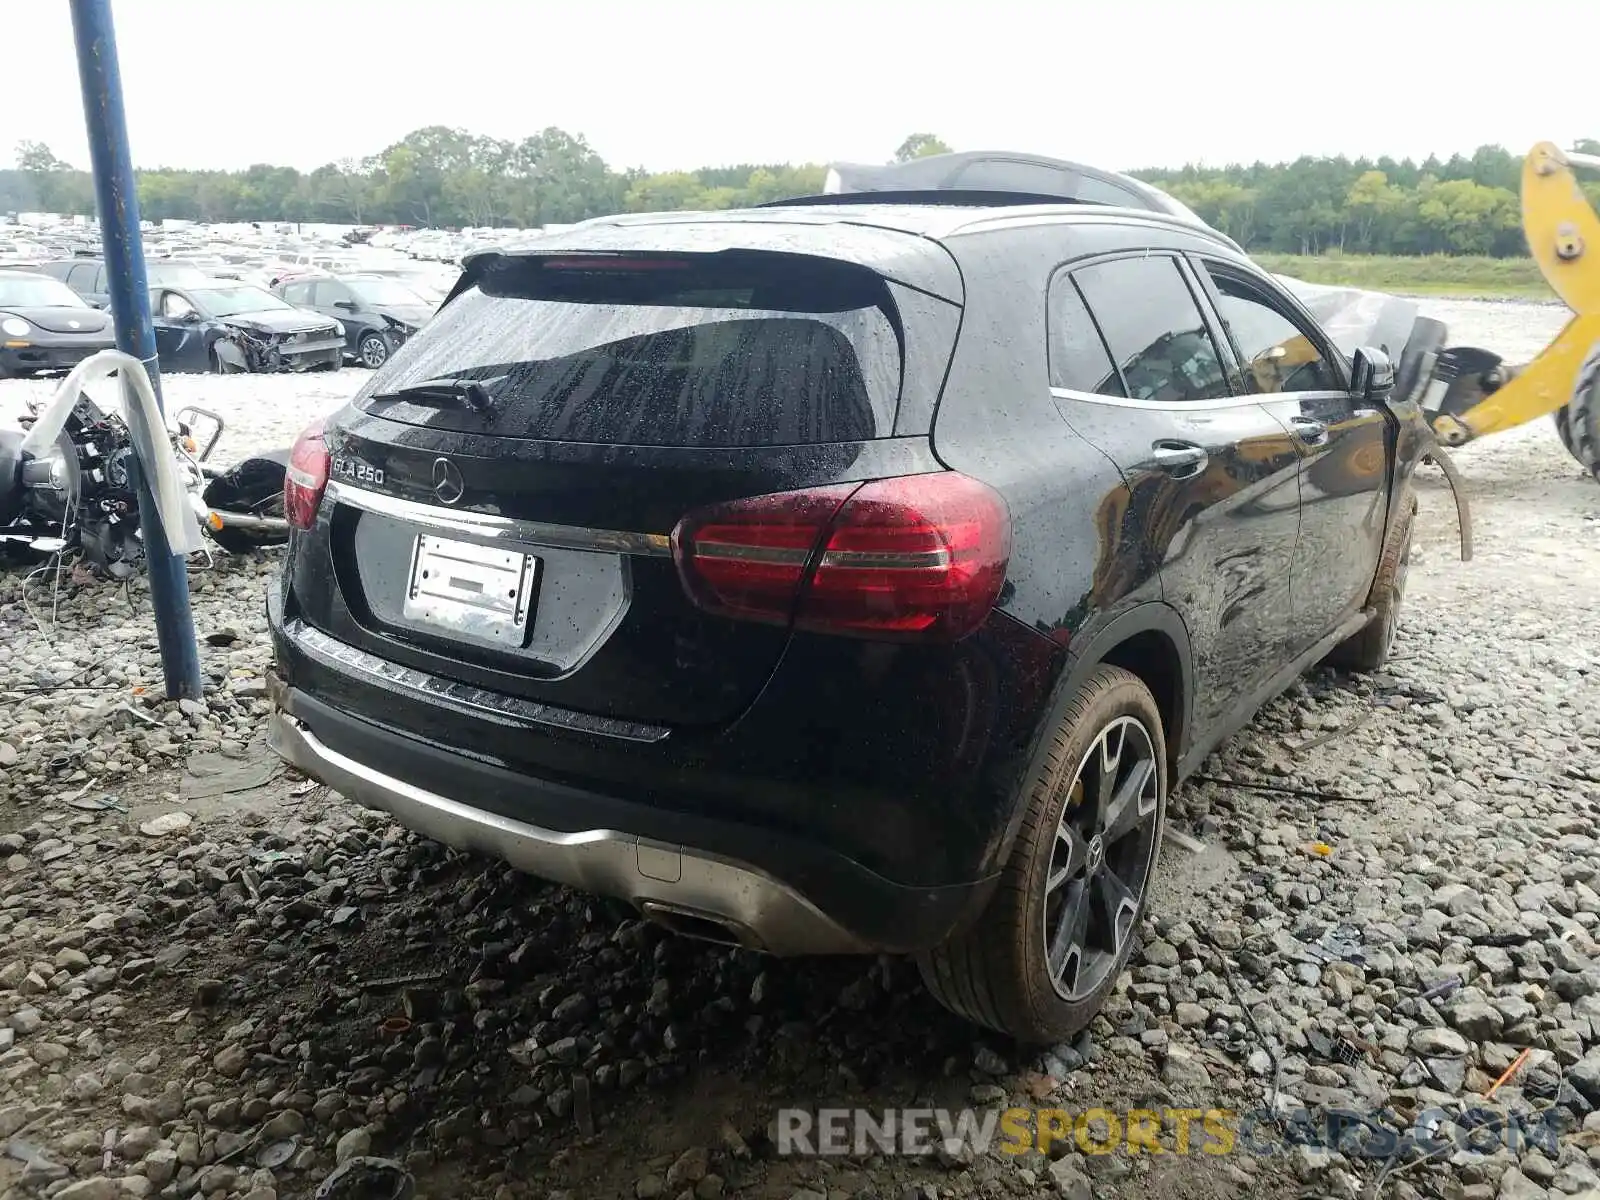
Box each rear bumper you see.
[268,683,985,955]
[265,556,1064,955]
[269,705,877,955]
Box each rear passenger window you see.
[1073,257,1231,403]
[1205,269,1343,394]
[1047,275,1122,395]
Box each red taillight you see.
[284,417,330,531]
[672,473,1011,642]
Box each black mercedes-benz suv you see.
[265,159,1430,1042]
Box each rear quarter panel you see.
[931,222,1172,652]
[926,221,1183,877]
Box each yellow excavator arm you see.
[1523,142,1600,316]
[1428,142,1600,464]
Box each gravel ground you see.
[2,300,1599,1200]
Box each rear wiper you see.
[371,377,496,415]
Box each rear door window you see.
[357,252,906,446]
[1073,256,1232,403]
[1047,275,1122,396]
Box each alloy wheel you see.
[1041,715,1162,1002]
[360,335,389,368]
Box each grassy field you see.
[1252,253,1554,299]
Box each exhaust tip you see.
[638,901,753,950]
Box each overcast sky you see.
[2,0,1591,175]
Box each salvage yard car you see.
[0,271,115,377]
[264,153,1431,1042]
[273,273,434,368]
[38,256,212,309]
[150,283,345,374]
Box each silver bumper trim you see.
[267,711,868,957]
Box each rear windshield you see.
[353,252,904,446]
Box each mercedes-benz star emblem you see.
[1084,835,1105,874]
[431,457,464,505]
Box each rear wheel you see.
[918,665,1166,1043]
[1326,493,1415,673]
[1566,343,1600,480]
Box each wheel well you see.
[1098,631,1185,775]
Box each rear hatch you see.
[292,230,963,730]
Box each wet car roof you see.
[463,201,1242,306]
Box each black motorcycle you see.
[0,392,290,578]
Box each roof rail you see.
[941,206,1245,253]
[761,189,1101,210]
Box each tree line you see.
[6,129,1600,257]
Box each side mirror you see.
[179,310,201,324]
[1350,346,1395,403]
[335,300,359,311]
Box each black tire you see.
[210,345,242,375]
[1396,316,1448,408]
[1567,343,1600,481]
[358,332,390,369]
[1325,493,1416,673]
[1554,406,1579,463]
[918,665,1167,1043]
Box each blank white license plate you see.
[403,534,538,644]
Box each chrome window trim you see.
[1049,385,1353,412]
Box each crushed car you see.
[149,282,345,374]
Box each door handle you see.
[1289,416,1329,446]
[1150,440,1208,477]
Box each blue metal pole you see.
[69,0,203,700]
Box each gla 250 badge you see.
[332,457,384,486]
